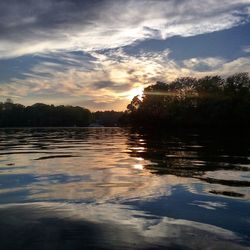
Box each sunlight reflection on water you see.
[0,127,249,249]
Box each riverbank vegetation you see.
[0,101,92,127]
[1,73,250,128]
[122,73,250,128]
[0,100,124,127]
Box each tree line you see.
[122,73,250,128]
[1,72,250,128]
[0,101,92,127]
[0,100,124,127]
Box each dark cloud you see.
[1,0,250,110]
[0,0,101,40]
[0,0,250,58]
[93,81,114,89]
[93,81,131,91]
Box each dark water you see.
[0,128,249,250]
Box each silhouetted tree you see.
[92,111,124,126]
[124,73,250,129]
[0,102,91,127]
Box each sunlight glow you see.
[127,87,144,100]
[133,164,144,170]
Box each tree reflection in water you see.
[127,129,250,198]
[0,128,249,249]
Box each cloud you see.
[0,49,168,109]
[219,56,250,74]
[0,0,250,58]
[0,202,247,250]
[1,47,250,110]
[243,46,250,53]
[1,0,250,111]
[183,57,226,71]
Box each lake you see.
[0,127,249,250]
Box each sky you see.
[0,0,250,111]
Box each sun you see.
[127,87,144,100]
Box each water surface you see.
[0,128,249,249]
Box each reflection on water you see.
[0,128,249,249]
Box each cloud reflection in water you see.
[0,202,248,250]
[0,128,250,249]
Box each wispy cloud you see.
[1,0,250,109]
[182,57,226,71]
[243,46,250,53]
[1,47,250,110]
[0,0,250,58]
